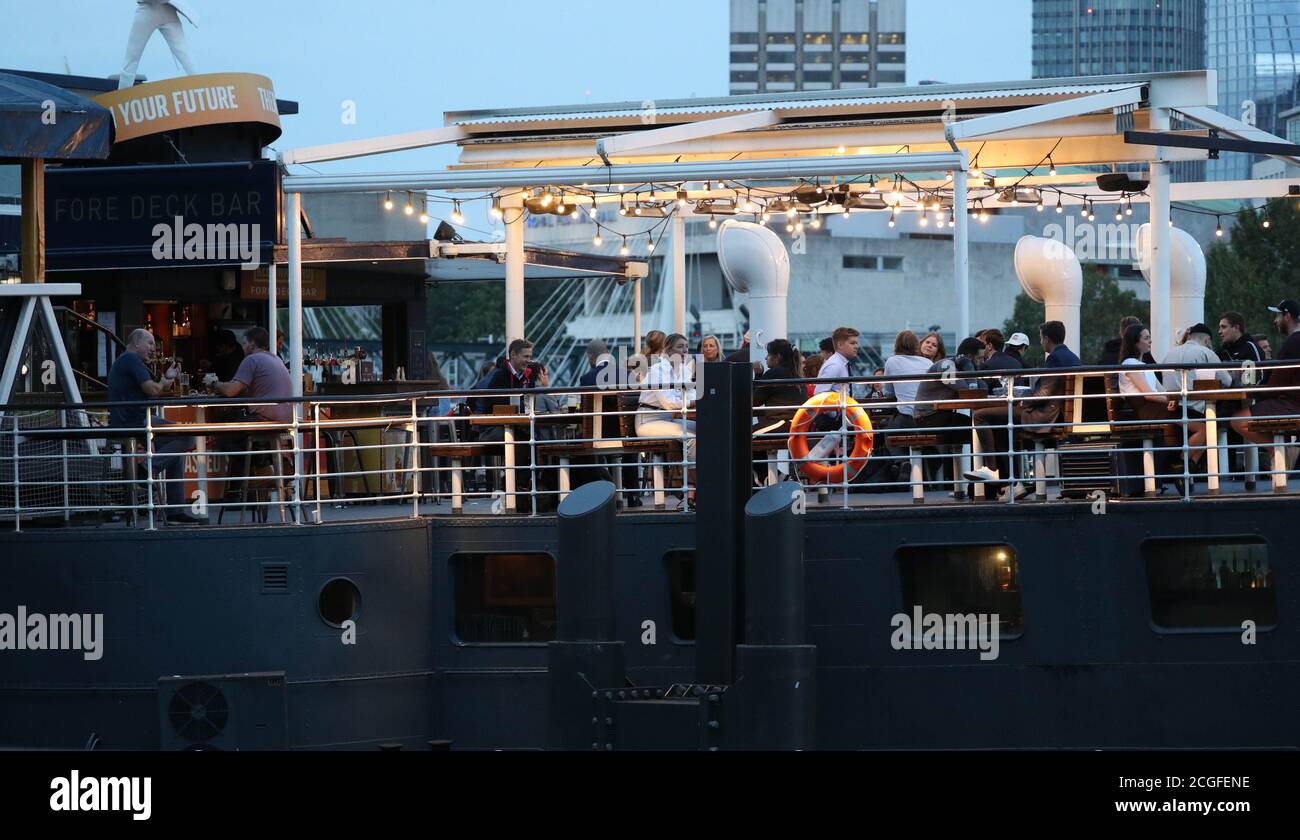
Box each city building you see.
[729,0,906,94]
[1031,0,1205,79]
[1207,0,1300,181]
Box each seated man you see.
[207,326,295,480]
[107,328,204,523]
[968,320,1081,496]
[1232,300,1300,444]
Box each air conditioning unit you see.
[158,672,288,751]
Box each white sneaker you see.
[998,483,1031,502]
[963,466,1000,482]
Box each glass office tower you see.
[1207,0,1300,180]
[1032,0,1205,79]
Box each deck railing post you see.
[1179,369,1191,502]
[313,403,323,524]
[410,397,421,519]
[13,415,20,532]
[145,409,155,531]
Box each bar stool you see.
[107,436,167,527]
[219,431,294,524]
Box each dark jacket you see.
[982,351,1024,372]
[471,362,532,414]
[579,360,610,388]
[753,364,805,426]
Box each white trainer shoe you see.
[962,466,1000,482]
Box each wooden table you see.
[469,413,582,511]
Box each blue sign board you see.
[5,160,281,271]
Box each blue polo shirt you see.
[107,352,153,430]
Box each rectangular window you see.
[665,550,696,641]
[897,544,1024,637]
[1143,539,1278,631]
[842,255,880,270]
[452,552,556,643]
[881,256,904,271]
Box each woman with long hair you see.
[883,330,933,427]
[919,332,946,362]
[700,335,722,363]
[636,332,697,508]
[1119,324,1204,474]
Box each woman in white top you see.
[882,330,934,424]
[637,333,697,507]
[1119,324,1200,459]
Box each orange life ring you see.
[787,391,874,484]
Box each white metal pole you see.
[1150,107,1173,358]
[672,211,686,336]
[633,276,642,352]
[288,192,303,397]
[504,190,526,342]
[953,164,970,342]
[268,261,277,358]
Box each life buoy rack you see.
[787,391,874,484]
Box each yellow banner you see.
[94,73,281,144]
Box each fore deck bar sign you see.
[94,72,282,144]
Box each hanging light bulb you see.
[978,202,989,223]
[810,214,822,229]
[1115,208,1123,222]
[570,207,580,220]
[760,212,770,225]
[383,192,394,211]
[836,145,846,154]
[888,208,896,228]
[647,237,656,252]
[945,171,953,182]
[1080,201,1089,219]
[1047,156,1057,177]
[489,197,503,220]
[785,220,795,233]
[618,196,628,216]
[795,217,804,233]
[593,231,603,246]
[404,194,414,216]
[708,217,718,229]
[815,182,824,195]
[1215,216,1224,237]
[1037,195,1045,212]
[619,236,629,256]
[539,191,553,209]
[842,207,851,220]
[786,205,798,220]
[677,189,689,208]
[451,201,465,225]
[1055,194,1064,214]
[918,213,929,227]
[1263,217,1272,229]
[419,210,429,224]
[615,184,625,192]
[1088,207,1096,222]
[948,212,956,228]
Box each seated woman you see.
[753,339,804,436]
[1120,324,1205,475]
[636,333,697,506]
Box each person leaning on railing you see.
[1232,300,1300,445]
[107,328,204,523]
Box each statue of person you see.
[118,0,199,90]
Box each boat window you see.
[897,544,1024,638]
[451,553,556,644]
[665,550,696,642]
[1143,539,1277,631]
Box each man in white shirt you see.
[1160,323,1232,416]
[813,327,860,396]
[636,333,697,507]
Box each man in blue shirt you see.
[107,329,203,522]
[579,339,613,388]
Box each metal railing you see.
[1,359,1296,530]
[0,380,698,530]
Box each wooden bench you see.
[1244,417,1300,493]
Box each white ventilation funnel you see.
[1134,224,1206,339]
[718,220,790,360]
[1014,235,1083,353]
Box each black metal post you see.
[546,481,625,750]
[695,361,753,686]
[727,481,817,750]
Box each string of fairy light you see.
[371,139,1291,250]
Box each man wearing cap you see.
[1160,323,1232,416]
[1231,300,1300,443]
[1003,332,1030,367]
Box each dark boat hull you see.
[2,497,1296,750]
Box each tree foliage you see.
[1203,197,1300,344]
[425,278,565,344]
